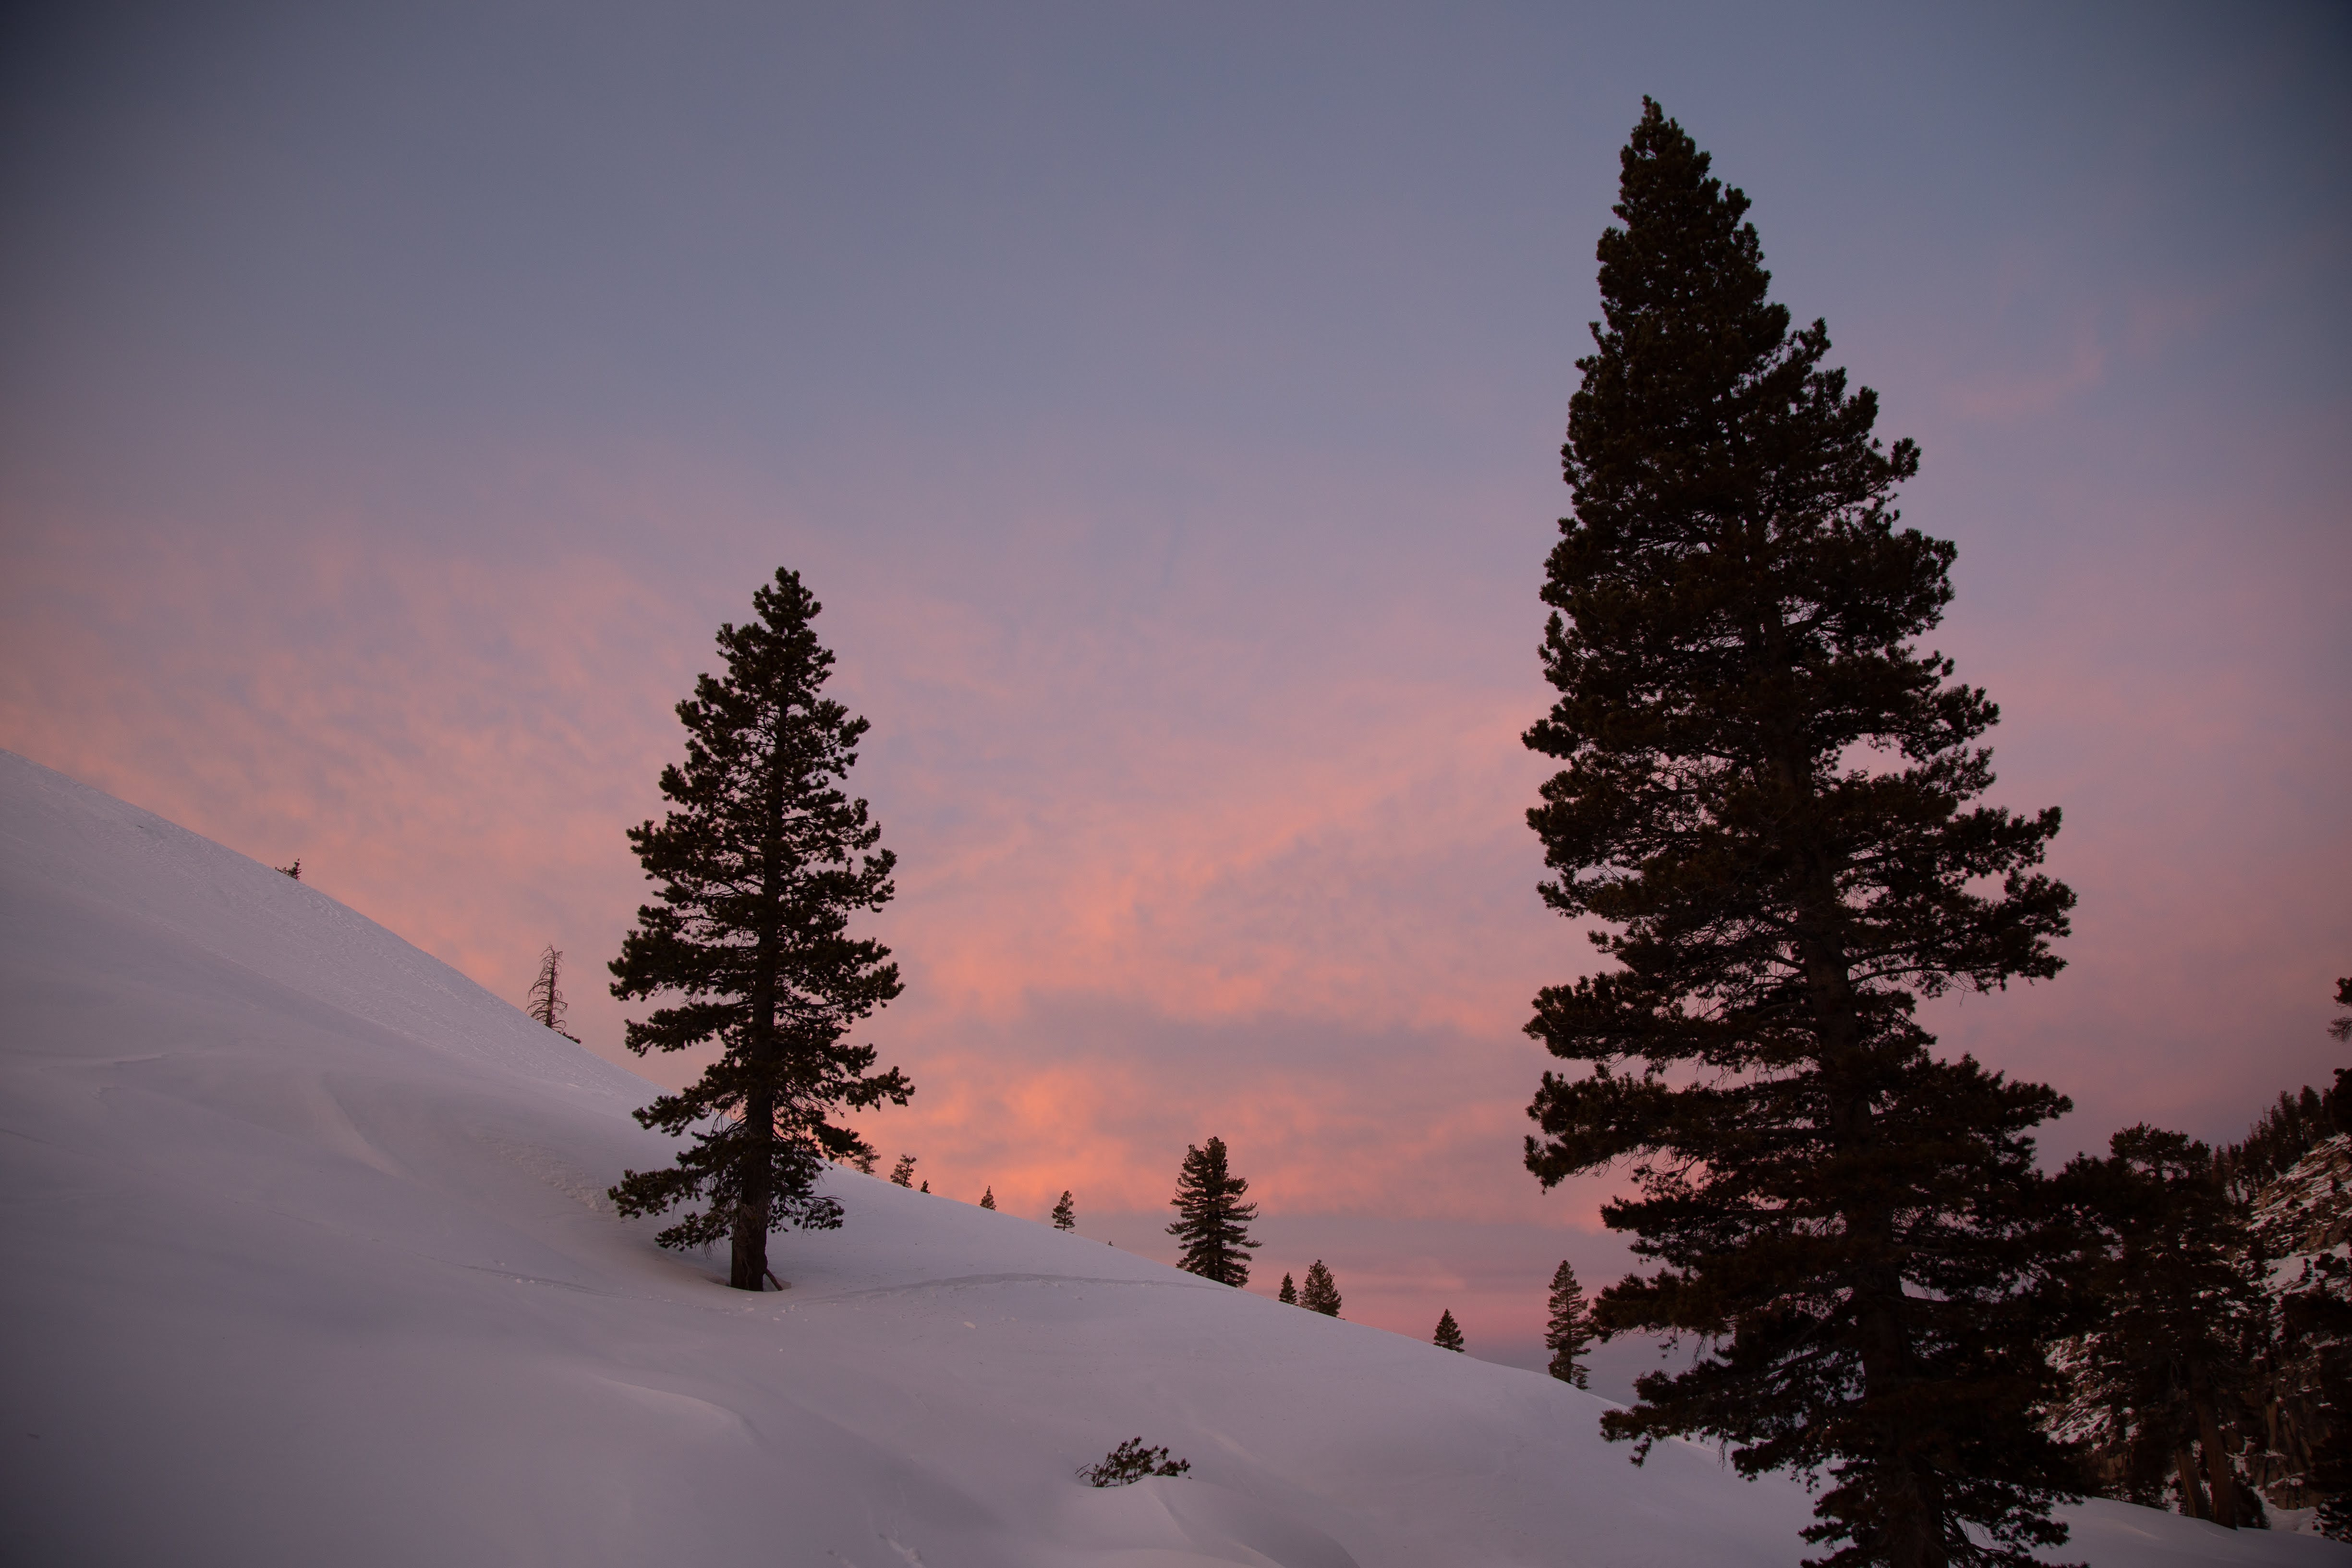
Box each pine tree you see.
[2060,1127,2266,1526]
[1433,1309,1465,1352]
[1545,1261,1595,1388]
[1278,1272,1297,1304]
[1299,1259,1342,1317]
[1521,102,2080,1568]
[979,1186,996,1210]
[527,945,580,1041]
[1052,1190,1077,1230]
[889,1154,917,1188]
[608,568,912,1292]
[276,860,300,880]
[1165,1136,1260,1286]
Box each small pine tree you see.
[889,1154,917,1188]
[1278,1272,1297,1304]
[527,945,579,1040]
[1052,1190,1077,1230]
[979,1187,997,1210]
[847,1149,877,1174]
[1433,1309,1465,1353]
[1545,1261,1594,1388]
[1165,1136,1260,1286]
[1299,1260,1342,1317]
[276,860,301,880]
[607,568,912,1291]
[919,1179,929,1193]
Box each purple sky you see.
[3,1,2347,1375]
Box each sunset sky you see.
[3,1,2346,1374]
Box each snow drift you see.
[0,750,2336,1567]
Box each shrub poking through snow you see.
[1080,1438,1192,1487]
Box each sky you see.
[2,0,2347,1378]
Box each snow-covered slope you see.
[0,751,2336,1568]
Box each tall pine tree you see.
[1165,1136,1259,1286]
[609,568,911,1292]
[1522,102,2079,1568]
[1545,1261,1594,1388]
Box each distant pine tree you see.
[979,1187,997,1210]
[847,1149,877,1174]
[276,860,300,880]
[607,568,912,1292]
[1278,1272,1297,1304]
[1433,1309,1465,1353]
[2219,1086,2335,1203]
[527,945,579,1041]
[1299,1260,1341,1317]
[889,1154,917,1188]
[2061,1126,2267,1526]
[1544,1261,1594,1388]
[1052,1190,1077,1230]
[1165,1136,1260,1286]
[919,1180,929,1193]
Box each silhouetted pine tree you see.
[2219,1086,2335,1203]
[276,860,300,880]
[1433,1309,1465,1352]
[608,568,911,1292]
[2059,1126,2266,1527]
[1278,1272,1297,1303]
[1521,101,2080,1568]
[1053,1190,1077,1230]
[1545,1261,1595,1388]
[1165,1136,1259,1286]
[1299,1260,1342,1317]
[979,1187,996,1210]
[889,1154,917,1188]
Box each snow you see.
[0,748,2340,1567]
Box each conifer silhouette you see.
[1522,102,2080,1567]
[608,568,911,1291]
[1298,1260,1341,1318]
[1165,1137,1259,1286]
[1277,1272,1297,1304]
[1051,1190,1077,1230]
[1544,1261,1593,1388]
[1433,1309,1465,1353]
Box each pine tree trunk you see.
[2194,1385,2239,1528]
[2177,1446,2212,1519]
[1777,718,1946,1568]
[727,760,787,1293]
